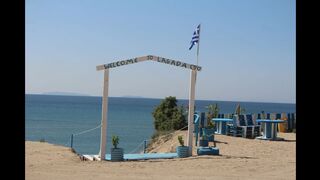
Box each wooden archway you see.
[96,55,202,160]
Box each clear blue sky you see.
[26,0,296,103]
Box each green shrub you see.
[152,96,187,131]
[112,135,119,148]
[178,135,184,146]
[206,104,219,128]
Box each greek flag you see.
[189,24,200,50]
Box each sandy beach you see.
[26,132,295,180]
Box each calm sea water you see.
[25,94,295,154]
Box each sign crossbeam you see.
[96,55,202,71]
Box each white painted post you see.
[187,70,196,156]
[99,69,109,161]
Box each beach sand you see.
[26,132,295,180]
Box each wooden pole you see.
[99,69,109,161]
[187,70,196,156]
[196,24,200,66]
[144,140,147,153]
[70,134,73,149]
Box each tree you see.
[206,103,219,127]
[152,96,187,131]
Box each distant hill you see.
[41,92,91,96]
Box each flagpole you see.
[196,24,201,66]
[194,24,200,148]
[195,24,200,84]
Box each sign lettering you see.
[98,55,202,71]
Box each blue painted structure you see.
[194,112,216,144]
[176,146,190,158]
[256,119,285,140]
[110,148,124,161]
[104,153,178,161]
[206,128,215,142]
[193,113,200,146]
[245,114,261,138]
[226,115,247,137]
[197,147,219,155]
[212,118,233,135]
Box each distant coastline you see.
[29,92,91,97]
[121,95,146,98]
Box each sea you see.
[25,94,295,155]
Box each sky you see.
[26,0,296,103]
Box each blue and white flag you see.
[189,24,201,50]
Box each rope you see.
[149,124,189,152]
[148,114,211,152]
[128,140,147,154]
[73,124,102,136]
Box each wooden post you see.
[187,70,196,156]
[144,140,147,153]
[99,69,109,161]
[70,134,73,149]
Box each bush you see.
[178,135,184,146]
[112,135,119,148]
[152,96,187,131]
[206,104,219,127]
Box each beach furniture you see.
[288,113,295,132]
[205,127,215,142]
[193,114,200,146]
[245,114,261,138]
[217,114,221,118]
[212,118,233,135]
[197,146,219,155]
[259,113,270,134]
[287,113,296,132]
[225,113,233,119]
[287,113,292,132]
[275,113,281,132]
[257,114,262,125]
[256,119,285,140]
[199,128,209,146]
[226,115,247,137]
[278,113,288,132]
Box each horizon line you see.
[25,93,296,105]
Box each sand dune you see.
[26,132,295,180]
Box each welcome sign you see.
[96,54,200,160]
[96,55,202,71]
